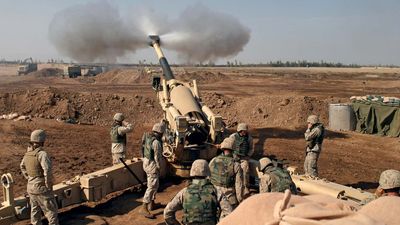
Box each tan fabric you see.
[359,196,400,225]
[29,192,59,225]
[219,190,384,225]
[304,151,319,177]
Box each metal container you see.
[329,103,356,131]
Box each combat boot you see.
[140,203,155,219]
[148,200,163,210]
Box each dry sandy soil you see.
[0,64,399,224]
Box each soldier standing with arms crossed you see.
[20,129,59,225]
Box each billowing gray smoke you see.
[49,1,145,63]
[49,1,251,63]
[161,4,251,63]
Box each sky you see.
[1,0,400,65]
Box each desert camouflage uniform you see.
[259,166,297,194]
[110,122,133,165]
[142,137,162,204]
[164,179,219,225]
[20,146,59,225]
[229,132,253,195]
[209,154,243,219]
[304,124,324,177]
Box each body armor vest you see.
[307,124,325,149]
[110,125,127,144]
[23,147,44,178]
[264,166,297,194]
[183,179,218,224]
[233,133,250,156]
[210,154,235,188]
[142,132,157,160]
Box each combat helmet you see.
[220,138,234,150]
[378,169,400,189]
[259,157,273,172]
[190,159,210,177]
[30,129,46,143]
[152,123,163,134]
[307,115,319,125]
[237,123,248,132]
[113,113,124,122]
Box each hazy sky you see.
[1,0,400,65]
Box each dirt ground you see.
[1,64,399,224]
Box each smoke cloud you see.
[49,1,146,63]
[161,4,251,63]
[49,1,251,63]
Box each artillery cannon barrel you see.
[148,35,175,81]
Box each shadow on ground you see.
[253,127,349,158]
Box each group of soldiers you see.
[18,113,399,225]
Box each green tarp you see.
[352,102,400,137]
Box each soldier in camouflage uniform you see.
[110,113,133,165]
[229,123,253,196]
[209,137,243,219]
[20,129,59,225]
[141,123,164,219]
[164,159,219,225]
[361,169,400,205]
[304,115,325,177]
[258,157,297,194]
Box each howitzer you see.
[148,35,224,177]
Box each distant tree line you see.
[1,58,399,68]
[225,60,362,68]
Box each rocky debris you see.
[0,87,162,126]
[0,113,32,121]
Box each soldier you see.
[304,115,325,177]
[20,129,59,225]
[258,157,297,194]
[229,123,253,196]
[164,159,219,225]
[141,123,164,219]
[110,113,133,165]
[361,169,400,205]
[209,137,243,219]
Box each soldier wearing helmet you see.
[361,169,400,205]
[110,113,133,165]
[141,122,164,219]
[229,123,253,197]
[164,159,219,225]
[258,157,297,194]
[209,137,244,219]
[20,129,59,225]
[304,115,325,177]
